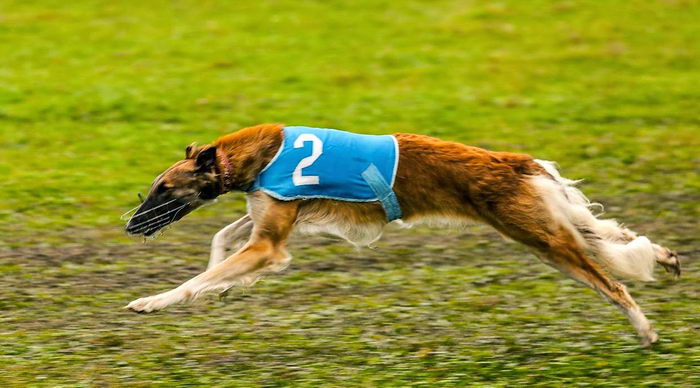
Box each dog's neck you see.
[215,148,235,193]
[214,123,285,193]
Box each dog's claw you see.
[655,245,681,280]
[219,288,232,301]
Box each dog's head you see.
[125,144,224,236]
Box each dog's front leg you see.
[127,195,298,313]
[126,241,287,312]
[208,214,253,270]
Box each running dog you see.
[124,123,680,346]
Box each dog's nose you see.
[124,211,167,236]
[125,220,139,235]
[125,213,148,235]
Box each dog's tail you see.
[530,160,656,281]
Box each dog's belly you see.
[290,199,388,246]
[294,220,385,246]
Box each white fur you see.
[295,219,385,247]
[596,237,656,281]
[532,160,657,281]
[208,215,253,269]
[398,216,474,229]
[294,204,386,247]
[624,305,657,345]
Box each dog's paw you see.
[653,245,681,279]
[126,291,180,313]
[126,296,163,313]
[640,330,659,348]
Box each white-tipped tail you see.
[531,160,656,281]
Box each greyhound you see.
[124,123,680,346]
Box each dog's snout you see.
[125,213,147,235]
[125,219,142,235]
[124,196,192,237]
[124,201,157,236]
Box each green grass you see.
[1,0,699,386]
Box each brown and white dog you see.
[124,123,680,346]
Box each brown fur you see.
[125,124,679,346]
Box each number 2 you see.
[292,134,323,186]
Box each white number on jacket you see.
[292,134,323,186]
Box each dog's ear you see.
[185,142,198,159]
[195,146,217,171]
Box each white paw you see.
[126,290,182,313]
[641,330,659,347]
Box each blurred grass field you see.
[1,0,699,386]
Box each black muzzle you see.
[125,197,191,236]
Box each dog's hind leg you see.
[534,234,658,346]
[482,181,658,346]
[583,222,680,278]
[208,214,254,270]
[532,159,680,279]
[490,208,658,346]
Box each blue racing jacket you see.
[247,126,402,221]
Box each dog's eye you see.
[156,183,171,194]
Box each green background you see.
[0,0,698,386]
